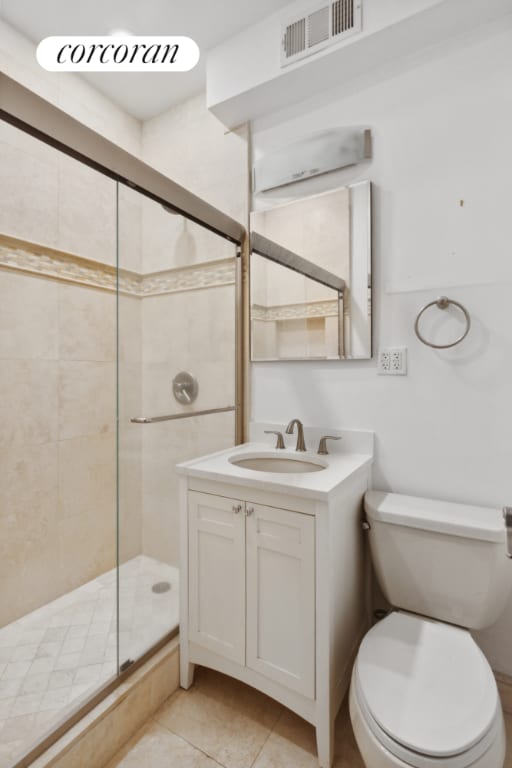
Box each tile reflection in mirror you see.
[250,181,371,361]
[251,255,342,360]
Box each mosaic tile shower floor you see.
[0,555,179,766]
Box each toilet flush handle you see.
[504,508,512,559]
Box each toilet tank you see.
[365,491,512,630]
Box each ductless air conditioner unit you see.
[281,0,362,67]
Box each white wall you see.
[208,0,442,107]
[207,0,512,126]
[250,18,512,674]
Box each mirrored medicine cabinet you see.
[250,180,372,361]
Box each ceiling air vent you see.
[332,0,356,36]
[281,0,361,67]
[308,6,330,47]
[283,17,306,59]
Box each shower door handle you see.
[130,405,235,424]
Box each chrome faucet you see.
[285,419,306,452]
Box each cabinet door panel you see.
[188,491,245,664]
[246,503,315,698]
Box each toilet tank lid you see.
[364,491,504,542]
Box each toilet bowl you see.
[349,491,511,768]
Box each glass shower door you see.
[0,119,118,767]
[0,100,241,768]
[116,184,238,668]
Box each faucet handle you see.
[317,435,341,455]
[264,430,285,449]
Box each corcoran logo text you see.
[37,36,200,72]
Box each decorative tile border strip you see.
[140,259,236,296]
[252,293,372,322]
[0,234,236,296]
[252,300,340,322]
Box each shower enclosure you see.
[0,75,244,768]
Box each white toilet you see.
[350,491,512,768]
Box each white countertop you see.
[176,441,373,501]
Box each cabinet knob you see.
[246,506,254,516]
[232,504,242,514]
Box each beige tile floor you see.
[107,667,512,768]
[106,667,360,768]
[506,715,512,768]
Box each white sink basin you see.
[229,452,327,474]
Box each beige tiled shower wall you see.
[0,72,249,622]
[0,270,120,627]
[139,287,237,565]
[142,93,249,235]
[0,120,142,627]
[136,94,249,566]
[0,121,118,261]
[0,18,141,156]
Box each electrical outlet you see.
[378,347,407,375]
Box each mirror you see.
[250,180,372,361]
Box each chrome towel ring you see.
[414,296,471,349]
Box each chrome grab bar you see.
[130,405,235,424]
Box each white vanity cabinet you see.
[246,500,315,698]
[187,491,247,665]
[178,441,372,768]
[188,491,315,697]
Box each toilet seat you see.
[353,667,501,768]
[353,612,501,768]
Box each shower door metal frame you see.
[0,72,249,768]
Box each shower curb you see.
[27,637,180,768]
